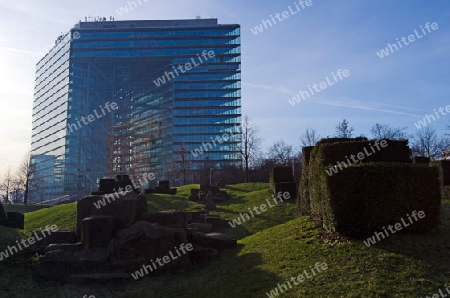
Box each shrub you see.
[270,167,294,193]
[270,167,294,183]
[316,137,368,145]
[430,160,450,186]
[413,156,430,165]
[298,146,314,215]
[313,163,441,236]
[274,182,297,203]
[319,139,411,167]
[304,138,439,237]
[430,160,450,198]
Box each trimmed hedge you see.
[270,167,294,183]
[443,186,450,199]
[270,167,294,194]
[430,160,450,186]
[319,139,411,166]
[413,156,430,165]
[316,137,368,145]
[312,162,440,236]
[303,138,440,236]
[430,160,450,198]
[298,146,314,215]
[274,182,297,203]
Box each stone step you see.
[44,242,82,254]
[69,272,131,284]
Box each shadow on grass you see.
[374,204,450,254]
[0,226,25,251]
[216,196,247,206]
[142,244,285,298]
[146,194,203,212]
[224,185,254,193]
[218,222,251,240]
[353,204,450,295]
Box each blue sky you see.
[0,0,449,175]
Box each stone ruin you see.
[0,202,24,230]
[91,174,140,195]
[188,184,230,209]
[31,177,237,283]
[143,180,177,195]
[153,180,177,195]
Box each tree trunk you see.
[245,157,249,183]
[24,181,29,205]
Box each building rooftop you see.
[74,18,222,30]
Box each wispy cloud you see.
[305,96,424,117]
[242,82,295,95]
[0,45,43,55]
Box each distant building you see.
[30,18,241,202]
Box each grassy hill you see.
[25,202,77,231]
[0,184,449,297]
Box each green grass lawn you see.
[0,183,449,297]
[216,183,297,239]
[24,202,77,231]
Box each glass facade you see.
[30,19,241,202]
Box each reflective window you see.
[31,21,241,202]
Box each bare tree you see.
[15,152,39,205]
[240,115,262,182]
[0,169,13,203]
[250,153,277,182]
[267,140,294,166]
[171,143,191,185]
[370,123,408,140]
[334,119,354,138]
[411,126,448,160]
[10,182,23,204]
[301,127,321,147]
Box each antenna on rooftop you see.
[196,15,201,19]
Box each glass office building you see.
[30,19,241,202]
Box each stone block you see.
[4,212,24,229]
[81,216,115,249]
[113,222,191,268]
[186,222,212,233]
[0,203,8,223]
[138,211,186,228]
[32,248,110,281]
[44,242,82,254]
[190,232,237,251]
[28,228,78,254]
[76,192,147,237]
[69,273,131,284]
